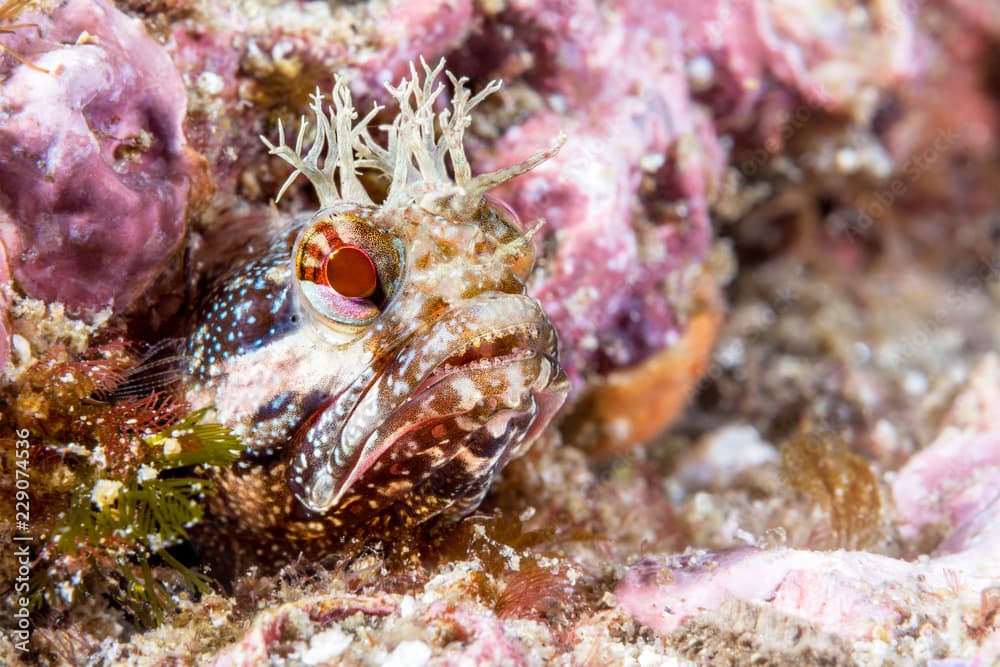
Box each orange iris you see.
[324,245,378,299]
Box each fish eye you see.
[324,245,378,299]
[293,210,404,326]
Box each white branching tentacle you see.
[260,58,564,215]
[259,77,378,208]
[331,76,382,204]
[469,133,567,196]
[260,116,317,204]
[443,72,502,189]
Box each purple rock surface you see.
[0,0,207,315]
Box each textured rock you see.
[0,0,209,313]
[474,0,723,388]
[616,354,1000,664]
[892,355,1000,552]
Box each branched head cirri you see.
[184,59,568,558]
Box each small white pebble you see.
[300,627,352,665]
[637,646,671,667]
[197,71,225,95]
[687,54,715,92]
[11,333,33,363]
[508,554,521,572]
[91,479,123,510]
[399,594,416,619]
[903,370,928,396]
[162,437,182,456]
[383,640,431,667]
[639,152,665,172]
[835,147,860,173]
[693,492,715,515]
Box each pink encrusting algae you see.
[0,0,209,316]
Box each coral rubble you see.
[618,354,1000,664]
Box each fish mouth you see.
[289,293,569,517]
[411,322,549,395]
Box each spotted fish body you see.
[184,61,568,559]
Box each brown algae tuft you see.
[780,426,884,550]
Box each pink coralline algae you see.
[892,355,1000,554]
[616,355,1000,663]
[943,0,1000,39]
[482,0,917,379]
[0,0,208,317]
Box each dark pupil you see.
[325,245,377,299]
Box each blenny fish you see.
[183,60,568,563]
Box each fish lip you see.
[408,321,549,396]
[353,292,562,445]
[373,291,560,400]
[327,351,563,518]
